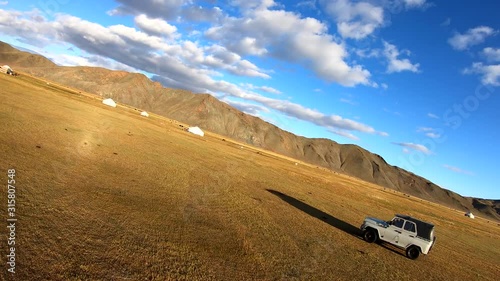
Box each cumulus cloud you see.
[448,26,496,50]
[49,53,138,72]
[110,0,223,23]
[259,86,282,95]
[392,142,432,154]
[240,83,282,94]
[403,0,428,9]
[109,0,186,20]
[440,18,451,27]
[340,98,357,105]
[329,129,360,140]
[222,98,270,115]
[482,47,500,62]
[383,41,420,73]
[463,62,500,86]
[134,14,178,38]
[205,3,372,86]
[443,165,475,176]
[321,0,384,40]
[416,127,441,139]
[427,113,439,119]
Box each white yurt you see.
[102,98,117,108]
[187,126,204,137]
[0,65,14,75]
[465,211,475,219]
[140,111,149,117]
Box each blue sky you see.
[1,0,499,199]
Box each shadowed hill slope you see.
[2,41,497,220]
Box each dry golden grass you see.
[0,73,499,280]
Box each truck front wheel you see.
[363,229,378,243]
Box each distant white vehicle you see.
[360,214,437,260]
[465,211,475,219]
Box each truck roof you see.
[395,214,435,240]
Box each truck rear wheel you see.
[363,229,378,243]
[406,245,420,260]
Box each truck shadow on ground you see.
[266,189,407,258]
[266,189,362,239]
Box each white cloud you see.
[0,2,8,6]
[440,18,451,27]
[329,129,360,140]
[109,0,186,20]
[425,132,440,138]
[463,62,500,86]
[403,0,427,8]
[392,142,432,154]
[340,98,357,105]
[417,127,441,139]
[448,26,496,50]
[443,165,475,176]
[417,127,433,132]
[482,47,500,62]
[110,0,223,23]
[134,14,178,38]
[205,4,372,86]
[259,86,281,94]
[427,113,439,119]
[48,53,138,72]
[222,98,270,115]
[296,0,317,10]
[240,83,281,94]
[321,0,384,40]
[383,41,420,73]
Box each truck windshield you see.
[392,218,404,228]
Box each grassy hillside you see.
[1,73,499,280]
[2,41,498,221]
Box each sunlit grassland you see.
[0,73,499,280]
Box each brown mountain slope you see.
[0,42,55,68]
[2,41,498,221]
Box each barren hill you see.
[1,41,498,220]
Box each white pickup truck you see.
[360,214,436,259]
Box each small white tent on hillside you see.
[465,211,475,219]
[188,126,204,137]
[140,111,149,117]
[0,65,14,75]
[102,98,117,108]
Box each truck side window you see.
[392,218,404,228]
[404,221,416,232]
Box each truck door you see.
[384,217,405,244]
[399,221,417,247]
